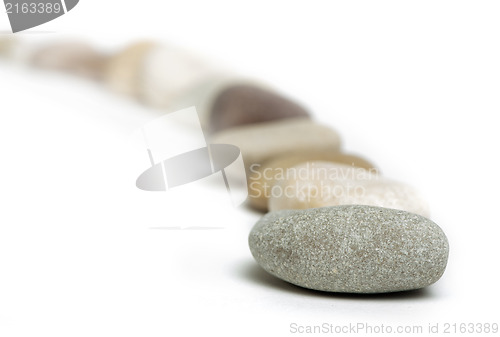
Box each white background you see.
[1,1,499,336]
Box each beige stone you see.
[0,37,16,57]
[139,46,223,109]
[104,41,156,96]
[248,152,377,211]
[163,76,276,130]
[268,161,430,217]
[209,118,341,177]
[29,41,106,79]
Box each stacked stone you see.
[1,38,449,293]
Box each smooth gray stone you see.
[248,205,449,293]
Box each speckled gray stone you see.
[249,205,449,293]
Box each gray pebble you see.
[248,205,449,293]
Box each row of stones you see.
[105,44,431,216]
[16,40,449,294]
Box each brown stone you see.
[209,84,310,133]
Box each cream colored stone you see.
[0,38,66,64]
[268,162,429,217]
[104,43,282,131]
[4,40,106,79]
[158,76,268,129]
[0,37,17,57]
[210,119,341,176]
[104,41,156,96]
[137,47,277,131]
[248,152,377,211]
[139,46,222,109]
